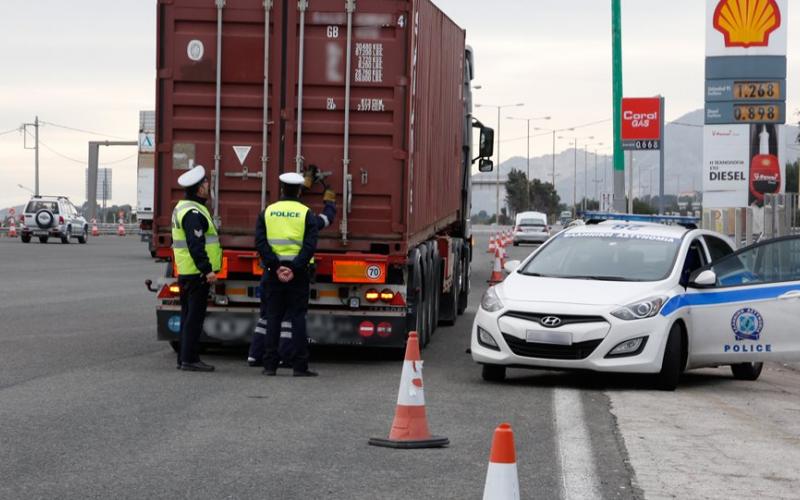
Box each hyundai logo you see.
[540,316,562,328]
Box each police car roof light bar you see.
[582,212,700,229]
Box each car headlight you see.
[611,297,665,321]
[480,286,504,313]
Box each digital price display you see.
[732,104,781,123]
[732,81,782,101]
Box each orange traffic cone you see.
[91,219,99,237]
[117,221,126,237]
[487,235,496,254]
[488,247,504,284]
[8,220,17,238]
[482,423,520,500]
[369,332,449,449]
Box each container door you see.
[686,236,800,365]
[282,0,411,248]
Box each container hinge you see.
[345,0,355,13]
[215,0,226,7]
[298,0,308,11]
[263,0,273,7]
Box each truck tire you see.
[420,249,432,347]
[406,251,427,349]
[438,247,461,326]
[169,341,181,354]
[457,243,471,315]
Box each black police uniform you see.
[255,196,319,374]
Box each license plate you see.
[525,330,572,345]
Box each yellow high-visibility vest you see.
[171,200,222,275]
[264,200,313,264]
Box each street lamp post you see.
[476,103,524,224]
[508,115,551,211]
[559,134,594,217]
[17,184,34,195]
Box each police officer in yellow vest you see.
[172,165,221,372]
[255,172,320,377]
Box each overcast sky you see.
[1,0,798,208]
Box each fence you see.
[702,194,800,248]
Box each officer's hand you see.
[303,172,314,189]
[205,272,218,284]
[323,189,336,203]
[277,266,294,283]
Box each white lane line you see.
[554,388,601,500]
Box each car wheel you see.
[39,236,49,244]
[61,228,71,244]
[169,341,181,354]
[21,234,31,243]
[77,226,88,244]
[482,364,506,382]
[731,362,763,381]
[655,323,684,391]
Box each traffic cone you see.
[488,235,496,254]
[488,248,504,284]
[8,220,17,238]
[91,219,99,237]
[368,332,449,449]
[117,221,126,237]
[482,423,520,500]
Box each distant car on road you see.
[512,211,550,246]
[472,213,800,390]
[20,196,89,244]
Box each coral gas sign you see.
[621,98,662,150]
[707,0,788,56]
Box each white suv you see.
[20,196,89,244]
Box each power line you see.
[25,129,138,166]
[39,120,129,140]
[0,126,22,137]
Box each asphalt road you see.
[5,232,799,499]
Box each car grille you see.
[502,311,606,327]
[502,334,602,360]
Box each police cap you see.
[178,165,207,188]
[279,172,305,186]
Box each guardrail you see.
[0,224,142,237]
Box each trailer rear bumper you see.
[156,307,409,348]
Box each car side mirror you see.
[690,270,717,288]
[478,159,494,173]
[479,126,494,158]
[504,260,521,273]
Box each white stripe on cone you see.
[483,463,520,500]
[396,360,425,406]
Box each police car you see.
[471,213,800,390]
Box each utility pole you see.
[552,130,556,186]
[612,0,625,212]
[573,140,578,217]
[583,146,588,212]
[23,116,40,196]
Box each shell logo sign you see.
[713,0,781,48]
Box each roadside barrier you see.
[488,247,504,285]
[482,423,520,500]
[7,220,17,238]
[117,222,126,237]
[488,234,496,254]
[369,331,449,449]
[91,219,100,237]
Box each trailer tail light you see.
[358,321,375,338]
[376,322,392,338]
[379,289,395,303]
[389,292,407,307]
[364,289,380,303]
[158,283,181,299]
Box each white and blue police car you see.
[471,213,800,390]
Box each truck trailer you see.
[149,0,494,350]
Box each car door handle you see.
[778,291,800,300]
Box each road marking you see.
[554,389,601,500]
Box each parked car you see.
[20,196,89,244]
[513,211,550,246]
[472,213,800,390]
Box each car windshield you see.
[26,201,59,213]
[520,230,683,281]
[519,218,545,227]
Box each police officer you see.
[255,172,320,377]
[247,174,336,367]
[172,165,221,372]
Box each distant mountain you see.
[472,109,799,215]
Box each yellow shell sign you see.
[713,0,782,48]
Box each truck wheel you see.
[39,236,49,244]
[432,255,442,332]
[439,250,461,326]
[655,323,684,391]
[482,364,506,382]
[21,234,31,243]
[457,244,471,315]
[731,362,763,381]
[406,255,427,349]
